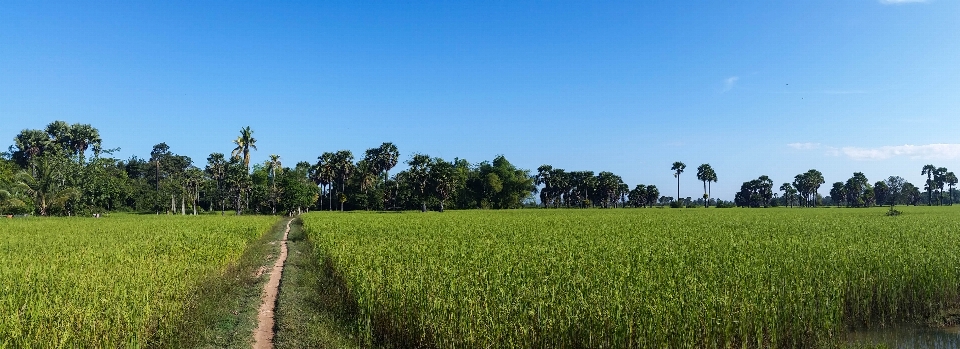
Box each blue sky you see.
[2,0,958,200]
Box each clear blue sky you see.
[2,0,958,200]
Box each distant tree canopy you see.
[2,120,947,215]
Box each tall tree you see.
[231,126,258,172]
[331,150,355,211]
[67,123,102,164]
[267,154,282,214]
[780,183,798,207]
[696,164,715,208]
[428,157,464,212]
[934,167,948,206]
[829,182,845,207]
[205,153,228,215]
[671,161,686,204]
[149,143,171,214]
[921,164,936,205]
[885,176,906,208]
[874,180,889,208]
[406,154,432,212]
[946,172,958,205]
[645,185,660,208]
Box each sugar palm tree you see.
[696,164,716,207]
[205,153,228,215]
[267,154,282,214]
[946,171,958,205]
[922,164,936,205]
[68,123,102,163]
[935,167,948,206]
[671,161,686,204]
[231,126,258,172]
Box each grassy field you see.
[302,207,960,348]
[0,214,277,348]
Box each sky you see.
[2,0,959,201]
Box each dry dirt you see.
[252,218,291,349]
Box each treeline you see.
[2,121,956,216]
[734,169,956,208]
[0,121,540,215]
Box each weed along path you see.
[253,218,291,349]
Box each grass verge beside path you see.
[274,217,360,349]
[152,217,288,348]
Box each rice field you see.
[302,207,960,348]
[0,214,277,348]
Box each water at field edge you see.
[846,326,960,348]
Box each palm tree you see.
[68,123,102,163]
[671,161,686,204]
[803,169,825,207]
[373,142,399,210]
[946,172,958,205]
[267,154,282,214]
[15,153,78,216]
[696,164,714,207]
[935,167,948,206]
[205,153,227,215]
[331,150,355,211]
[231,126,258,172]
[922,164,936,205]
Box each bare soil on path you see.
[253,218,291,349]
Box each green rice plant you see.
[302,207,960,348]
[0,214,276,348]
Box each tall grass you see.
[0,215,276,348]
[302,207,960,348]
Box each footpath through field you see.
[253,218,291,349]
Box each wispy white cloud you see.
[879,0,928,4]
[839,144,960,161]
[723,76,739,92]
[787,142,821,150]
[788,143,960,161]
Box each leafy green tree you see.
[829,182,845,207]
[843,172,871,207]
[278,163,319,215]
[671,162,686,204]
[406,154,432,212]
[231,126,258,172]
[885,176,906,207]
[535,165,555,208]
[645,185,660,208]
[902,181,922,206]
[874,180,889,207]
[428,157,464,212]
[205,153,228,215]
[224,157,250,215]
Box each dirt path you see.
[253,218,291,349]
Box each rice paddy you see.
[302,207,960,348]
[0,214,276,348]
